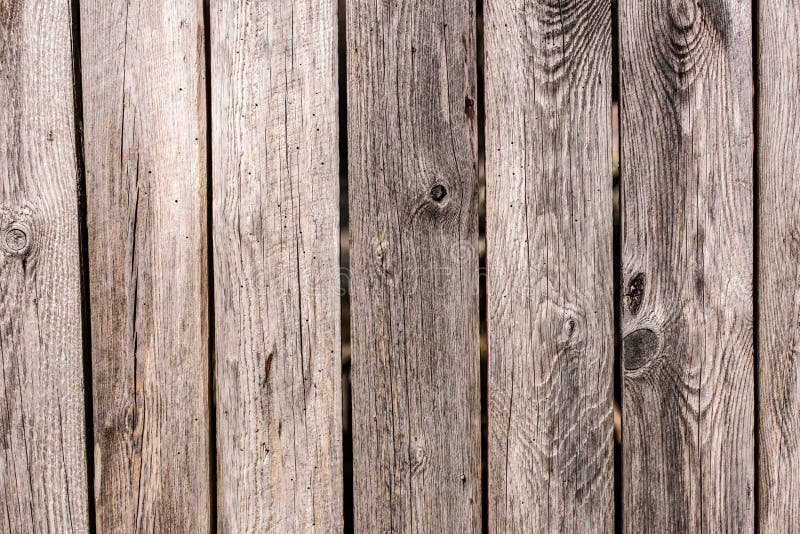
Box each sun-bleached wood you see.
[619,1,754,531]
[80,0,210,531]
[346,0,482,530]
[758,2,800,531]
[485,1,615,531]
[211,0,342,531]
[0,1,90,532]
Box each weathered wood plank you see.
[619,1,754,531]
[485,0,615,531]
[346,0,481,530]
[211,0,342,531]
[0,1,90,532]
[758,2,800,531]
[80,0,210,531]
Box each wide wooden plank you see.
[485,0,615,531]
[80,1,210,531]
[211,0,342,531]
[619,1,753,531]
[758,2,800,530]
[346,0,481,530]
[0,1,90,532]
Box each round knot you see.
[623,328,660,372]
[429,184,448,203]
[670,0,698,30]
[4,224,31,256]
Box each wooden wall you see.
[1,0,799,532]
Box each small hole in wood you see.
[429,184,448,203]
[625,272,645,315]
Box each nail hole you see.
[429,184,448,203]
[464,96,475,119]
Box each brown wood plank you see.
[0,1,90,532]
[346,0,482,530]
[619,1,754,531]
[211,0,343,531]
[758,1,800,530]
[485,1,615,531]
[79,0,210,531]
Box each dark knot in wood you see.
[623,328,659,372]
[429,184,448,203]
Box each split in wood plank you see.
[620,0,754,531]
[0,1,90,531]
[211,0,343,530]
[758,1,800,531]
[485,0,616,530]
[346,0,482,530]
[80,0,211,530]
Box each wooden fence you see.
[0,0,797,532]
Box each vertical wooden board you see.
[619,1,753,531]
[211,0,342,531]
[80,0,210,531]
[485,0,615,531]
[0,1,89,532]
[758,2,800,531]
[346,0,481,531]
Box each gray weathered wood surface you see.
[80,0,210,531]
[758,1,800,531]
[0,1,90,532]
[620,0,754,531]
[211,0,343,531]
[485,0,615,531]
[346,0,482,530]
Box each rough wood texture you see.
[346,0,481,530]
[620,1,754,531]
[211,0,342,531]
[0,1,90,532]
[758,2,800,531]
[80,0,210,531]
[485,0,615,531]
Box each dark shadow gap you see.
[475,0,489,532]
[751,0,760,530]
[610,1,623,534]
[202,1,218,531]
[337,0,354,532]
[70,1,97,531]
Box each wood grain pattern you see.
[80,0,210,531]
[346,0,482,530]
[758,1,800,531]
[619,1,754,531]
[211,0,342,531]
[0,1,90,532]
[485,0,615,531]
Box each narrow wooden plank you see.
[758,2,800,530]
[211,0,342,531]
[346,0,481,530]
[80,1,210,531]
[0,1,90,532]
[485,1,615,531]
[620,1,753,531]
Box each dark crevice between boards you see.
[475,0,489,532]
[611,1,623,533]
[202,1,218,531]
[70,0,97,531]
[337,0,354,531]
[751,0,760,530]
